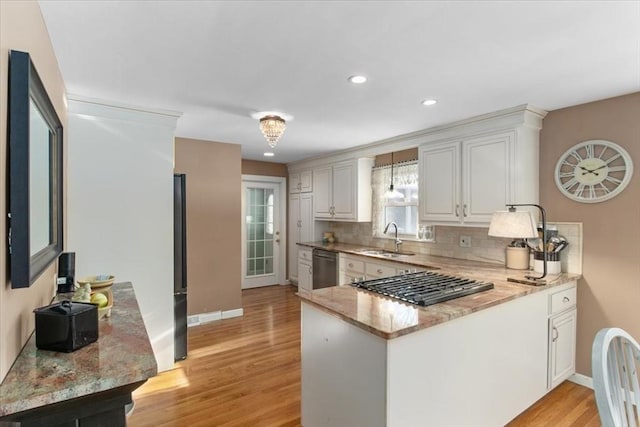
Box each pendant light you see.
[384,152,404,200]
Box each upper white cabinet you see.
[420,132,515,225]
[313,158,373,222]
[419,107,544,226]
[289,170,312,193]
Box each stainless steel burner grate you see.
[352,271,494,307]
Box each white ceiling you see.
[38,1,640,164]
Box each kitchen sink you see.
[356,249,415,258]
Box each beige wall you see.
[374,147,419,167]
[242,159,287,177]
[175,138,242,314]
[540,92,640,376]
[0,1,67,380]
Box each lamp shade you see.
[488,210,538,238]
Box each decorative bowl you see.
[77,275,115,289]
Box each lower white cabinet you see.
[339,254,424,285]
[298,247,313,292]
[547,284,577,389]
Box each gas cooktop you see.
[351,271,494,307]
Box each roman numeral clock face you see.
[555,140,634,203]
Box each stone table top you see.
[297,242,581,339]
[0,282,157,416]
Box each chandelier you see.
[259,115,286,148]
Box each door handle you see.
[455,204,460,217]
[552,326,559,342]
[463,204,468,217]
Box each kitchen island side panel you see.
[386,289,548,427]
[301,303,387,427]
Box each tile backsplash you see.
[325,221,582,274]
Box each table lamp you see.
[488,204,548,281]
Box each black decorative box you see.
[34,300,98,352]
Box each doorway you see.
[241,175,286,289]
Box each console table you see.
[0,282,157,426]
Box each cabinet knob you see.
[377,269,383,274]
[348,263,354,268]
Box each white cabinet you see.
[298,247,313,292]
[313,158,373,222]
[340,254,366,285]
[419,131,518,225]
[547,284,577,389]
[339,253,424,285]
[289,170,312,193]
[288,193,314,283]
[365,260,398,280]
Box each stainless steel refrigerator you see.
[174,174,188,360]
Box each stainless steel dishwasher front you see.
[312,249,338,289]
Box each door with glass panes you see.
[242,181,282,288]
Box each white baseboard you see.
[222,308,243,319]
[569,373,593,389]
[187,307,243,327]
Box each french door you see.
[241,176,286,289]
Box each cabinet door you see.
[332,160,356,220]
[299,194,313,243]
[289,172,301,194]
[463,132,513,224]
[298,259,313,291]
[300,170,313,192]
[365,261,397,279]
[313,166,333,219]
[288,194,301,281]
[419,142,460,222]
[548,308,577,389]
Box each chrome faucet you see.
[383,221,403,252]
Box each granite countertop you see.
[0,282,157,416]
[297,241,581,339]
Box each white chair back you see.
[592,327,640,427]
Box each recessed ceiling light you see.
[263,152,275,157]
[422,99,437,106]
[348,75,367,84]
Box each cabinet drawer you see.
[343,258,365,274]
[396,266,424,275]
[299,248,312,262]
[366,262,396,278]
[549,286,577,315]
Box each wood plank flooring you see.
[129,285,599,426]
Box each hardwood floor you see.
[129,285,599,426]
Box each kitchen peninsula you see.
[298,243,580,426]
[0,282,157,427]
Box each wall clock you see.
[555,140,633,203]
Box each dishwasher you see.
[312,249,338,289]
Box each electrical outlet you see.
[459,235,471,247]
